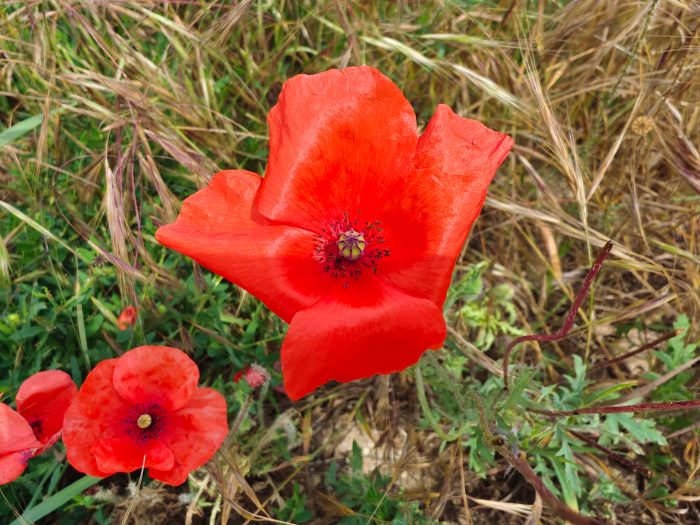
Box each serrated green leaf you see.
[614,413,667,446]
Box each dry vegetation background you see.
[1,0,699,524]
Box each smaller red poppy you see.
[0,370,77,485]
[117,306,138,330]
[62,346,228,486]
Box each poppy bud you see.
[234,364,270,389]
[117,306,138,330]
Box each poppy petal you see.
[0,403,40,484]
[16,370,77,449]
[255,66,419,233]
[92,437,174,473]
[281,276,446,400]
[379,104,512,305]
[156,170,332,322]
[147,440,175,471]
[0,450,31,485]
[0,403,41,454]
[149,387,228,486]
[112,346,198,412]
[63,359,131,478]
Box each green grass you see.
[1,0,699,523]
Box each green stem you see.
[414,366,463,442]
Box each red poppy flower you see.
[156,66,512,400]
[0,370,77,484]
[62,346,228,486]
[117,306,138,330]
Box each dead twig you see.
[532,399,700,417]
[590,331,676,371]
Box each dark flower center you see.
[29,420,43,440]
[123,404,165,441]
[314,213,390,285]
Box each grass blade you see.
[0,114,44,148]
[9,476,102,525]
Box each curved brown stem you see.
[569,430,651,478]
[503,240,614,389]
[590,331,676,371]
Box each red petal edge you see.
[281,276,446,400]
[156,170,333,322]
[149,387,228,485]
[378,104,513,307]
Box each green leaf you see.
[350,441,363,473]
[609,413,667,446]
[550,454,580,511]
[0,114,44,148]
[657,315,697,370]
[564,355,588,395]
[10,325,43,342]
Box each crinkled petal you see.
[92,437,174,474]
[148,388,228,486]
[254,66,419,233]
[63,359,131,478]
[281,276,446,400]
[378,104,512,305]
[156,170,333,322]
[112,346,198,412]
[16,370,77,449]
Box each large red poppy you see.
[62,346,228,486]
[156,66,512,400]
[0,370,77,484]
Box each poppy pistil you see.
[337,230,366,261]
[136,414,153,429]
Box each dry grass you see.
[1,0,699,523]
